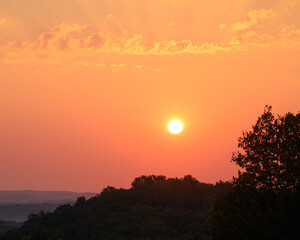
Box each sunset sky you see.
[0,0,299,192]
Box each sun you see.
[168,120,183,134]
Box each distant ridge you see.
[0,190,96,204]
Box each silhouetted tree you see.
[232,105,300,193]
[204,106,300,240]
[74,197,86,206]
[131,175,167,188]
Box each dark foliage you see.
[1,176,230,240]
[204,106,300,240]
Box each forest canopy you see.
[1,176,230,240]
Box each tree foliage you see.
[1,176,230,240]
[204,106,300,240]
[232,105,300,192]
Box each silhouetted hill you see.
[0,191,96,204]
[1,175,231,240]
[0,221,21,234]
[0,203,68,222]
[0,191,96,222]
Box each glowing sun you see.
[168,120,183,134]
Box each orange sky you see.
[0,0,299,192]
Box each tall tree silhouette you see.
[204,106,300,240]
[233,105,300,192]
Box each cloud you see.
[111,63,125,72]
[134,65,151,70]
[111,63,125,68]
[2,4,300,66]
[96,63,105,68]
[77,61,106,68]
[0,22,230,64]
[134,65,143,69]
[34,23,88,50]
[77,61,95,66]
[228,7,300,49]
[154,68,170,72]
[86,33,106,49]
[231,9,276,31]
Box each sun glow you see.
[168,120,183,134]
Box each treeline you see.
[1,176,230,240]
[0,203,68,222]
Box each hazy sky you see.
[0,0,299,192]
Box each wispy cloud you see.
[231,9,276,32]
[1,3,300,66]
[227,7,300,49]
[153,68,170,72]
[0,23,229,64]
[111,63,125,72]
